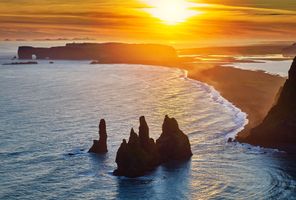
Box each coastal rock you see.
[156,115,193,162]
[18,43,178,66]
[88,119,108,154]
[237,57,296,151]
[2,61,38,65]
[113,117,160,177]
[113,115,192,177]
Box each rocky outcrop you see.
[88,119,108,154]
[18,43,178,66]
[113,115,192,177]
[156,115,193,162]
[237,57,296,152]
[113,117,160,177]
[2,61,38,65]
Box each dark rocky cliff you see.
[237,57,296,152]
[18,43,178,66]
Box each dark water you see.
[0,45,296,199]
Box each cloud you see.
[1,0,296,45]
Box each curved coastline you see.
[139,64,248,140]
[182,69,248,140]
[182,63,286,148]
[2,59,296,198]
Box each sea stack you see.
[237,57,296,152]
[156,115,193,162]
[88,119,108,154]
[113,115,192,177]
[113,116,160,177]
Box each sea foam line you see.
[181,69,248,140]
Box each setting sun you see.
[143,0,200,25]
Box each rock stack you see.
[88,119,108,154]
[113,117,160,177]
[156,115,193,162]
[113,115,192,177]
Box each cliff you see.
[237,57,296,152]
[18,43,178,66]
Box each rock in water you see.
[139,116,149,147]
[156,115,193,162]
[113,117,160,177]
[238,57,296,152]
[113,115,192,177]
[88,119,108,154]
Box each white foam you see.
[181,69,248,140]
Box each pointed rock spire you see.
[139,116,149,146]
[88,119,108,154]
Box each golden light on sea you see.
[142,0,203,25]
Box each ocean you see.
[1,42,296,199]
[226,55,293,77]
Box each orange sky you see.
[0,0,296,47]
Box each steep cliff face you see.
[237,57,296,151]
[18,43,178,66]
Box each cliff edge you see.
[237,57,296,152]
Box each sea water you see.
[225,56,293,77]
[1,42,296,199]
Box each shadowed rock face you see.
[18,43,178,66]
[88,119,108,154]
[113,117,160,178]
[156,115,193,162]
[238,57,296,152]
[113,115,192,178]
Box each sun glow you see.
[143,0,201,25]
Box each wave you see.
[181,69,248,140]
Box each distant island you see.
[18,43,178,66]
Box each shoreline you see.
[1,56,287,143]
[181,63,286,140]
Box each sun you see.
[143,0,200,25]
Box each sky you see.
[0,0,296,47]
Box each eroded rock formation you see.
[113,117,160,177]
[113,115,192,177]
[237,57,296,152]
[88,119,108,154]
[156,115,193,162]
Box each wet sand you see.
[182,63,286,138]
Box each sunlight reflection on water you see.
[0,61,296,199]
